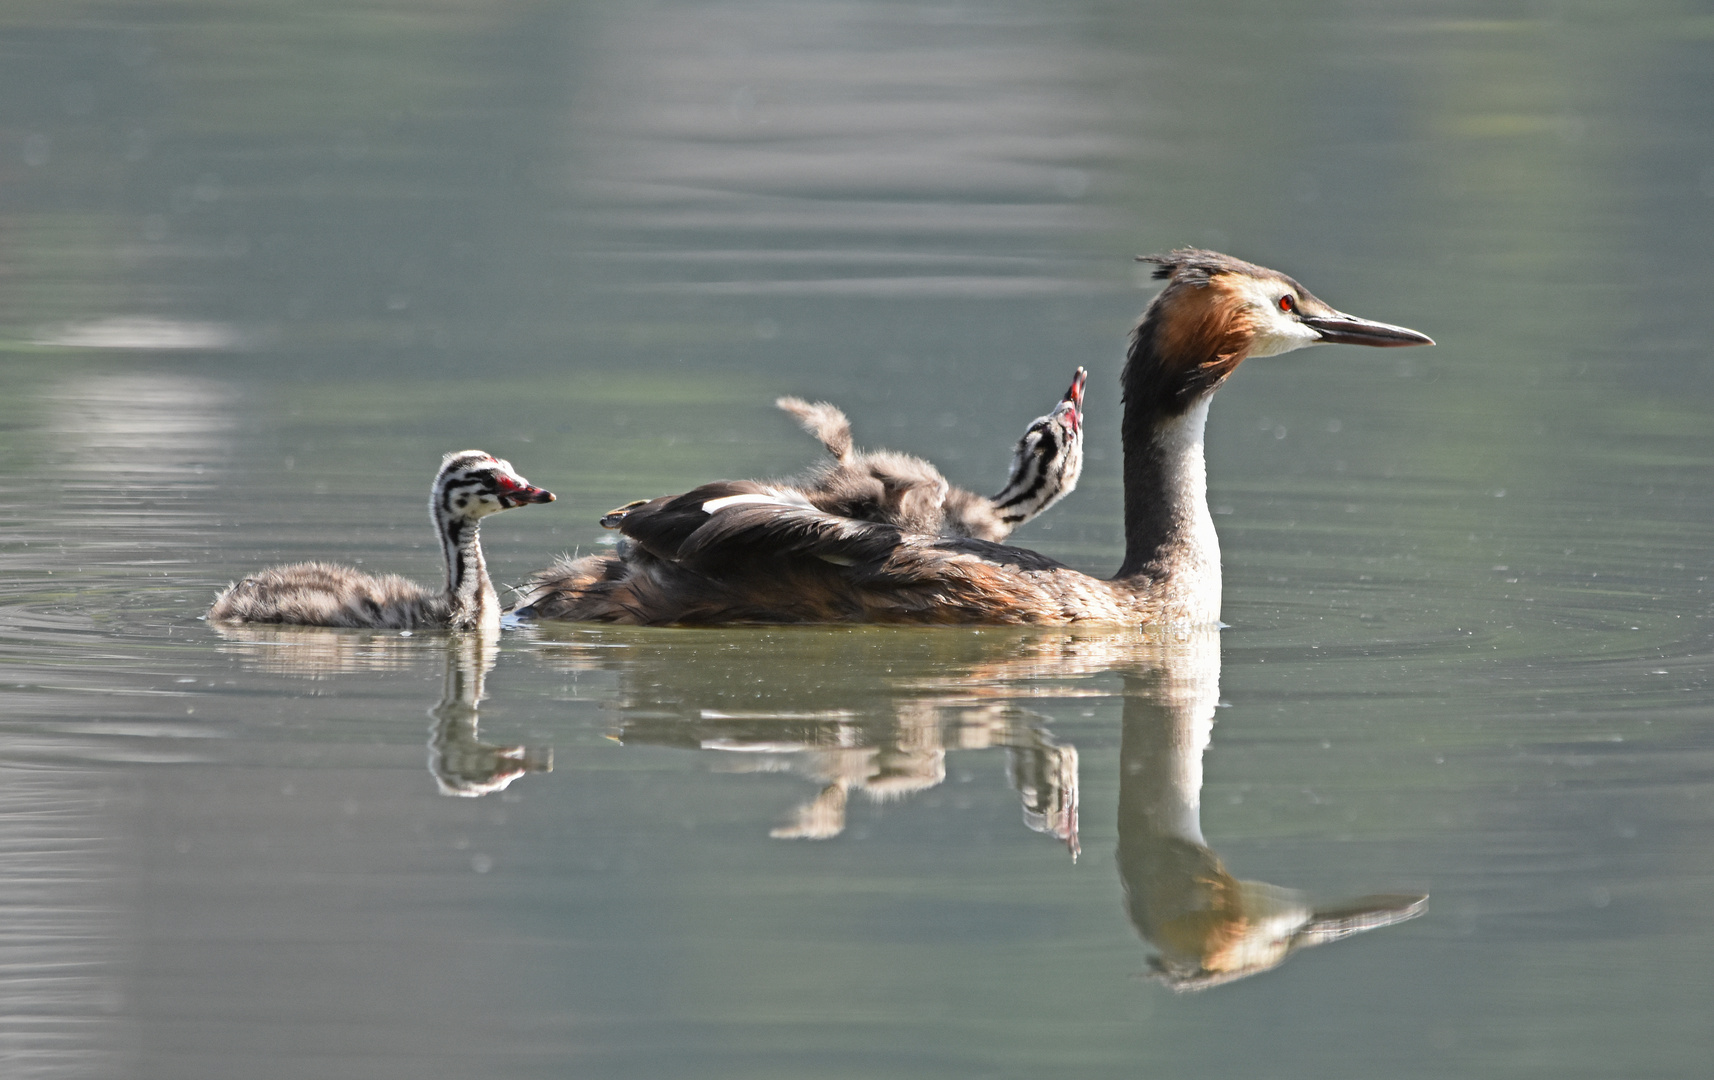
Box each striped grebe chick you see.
[511,250,1430,627]
[947,366,1085,540]
[776,367,1085,542]
[209,450,554,632]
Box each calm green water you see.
[4,2,1714,1077]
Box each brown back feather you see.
[512,507,1149,627]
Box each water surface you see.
[3,2,1714,1077]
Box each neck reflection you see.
[211,623,553,797]
[428,629,553,797]
[529,622,1426,990]
[1116,628,1425,991]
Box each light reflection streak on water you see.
[23,373,236,563]
[0,768,131,1078]
[569,0,1118,298]
[0,372,238,773]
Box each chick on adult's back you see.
[775,366,1086,542]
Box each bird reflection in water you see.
[1115,627,1426,990]
[211,625,552,796]
[676,701,1076,852]
[532,627,1082,853]
[532,623,1423,988]
[427,630,553,797]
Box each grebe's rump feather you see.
[209,562,450,629]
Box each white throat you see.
[1152,396,1222,626]
[439,515,498,632]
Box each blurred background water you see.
[3,1,1714,1077]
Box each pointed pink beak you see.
[501,485,555,508]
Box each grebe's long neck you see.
[438,513,497,632]
[429,450,553,632]
[1115,390,1222,626]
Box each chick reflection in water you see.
[651,701,1077,851]
[536,628,1080,851]
[428,631,553,797]
[1119,628,1425,990]
[212,625,551,797]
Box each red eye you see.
[1278,295,1296,313]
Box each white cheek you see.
[1233,277,1321,359]
[1249,318,1321,359]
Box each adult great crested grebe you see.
[209,450,554,632]
[512,249,1431,627]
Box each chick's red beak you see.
[500,484,555,508]
[1058,367,1087,434]
[1064,367,1087,408]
